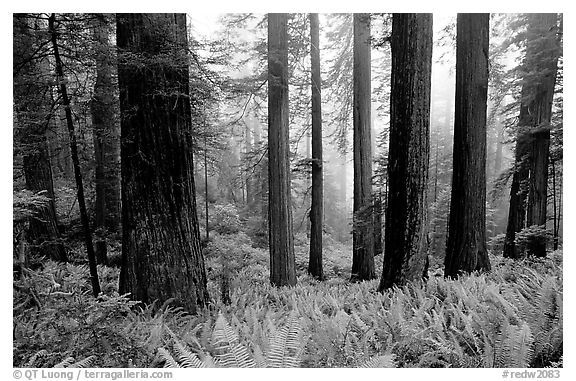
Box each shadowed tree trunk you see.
[91,14,120,264]
[444,13,491,278]
[117,13,209,313]
[267,13,296,287]
[49,13,100,296]
[379,13,432,291]
[525,14,560,257]
[351,13,375,282]
[244,119,254,207]
[373,191,383,256]
[503,134,530,258]
[504,13,560,258]
[308,13,323,280]
[13,14,67,262]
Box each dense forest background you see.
[12,12,563,369]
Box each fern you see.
[69,356,97,368]
[211,313,255,367]
[157,311,304,368]
[360,354,396,368]
[24,350,49,367]
[53,357,76,368]
[267,311,305,368]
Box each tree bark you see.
[267,13,296,287]
[91,14,121,264]
[379,13,432,291]
[308,13,323,280]
[13,14,67,262]
[373,191,383,256]
[504,13,560,258]
[351,13,375,282]
[117,13,209,313]
[49,13,100,296]
[444,13,491,278]
[503,134,530,258]
[244,119,254,207]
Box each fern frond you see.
[172,340,205,368]
[69,356,96,368]
[360,354,396,368]
[212,313,255,368]
[25,350,49,367]
[252,344,267,368]
[156,348,181,368]
[267,311,305,368]
[507,323,534,368]
[53,357,75,368]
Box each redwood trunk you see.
[13,14,67,262]
[267,13,296,287]
[308,13,324,280]
[379,13,432,291]
[117,13,209,313]
[92,14,120,264]
[351,13,375,282]
[49,13,100,296]
[504,13,560,258]
[444,13,491,277]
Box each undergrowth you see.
[14,231,563,368]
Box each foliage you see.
[156,311,306,368]
[210,203,242,235]
[14,246,562,368]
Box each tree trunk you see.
[13,14,67,262]
[49,13,100,296]
[245,119,254,207]
[373,191,383,256]
[379,13,432,291]
[91,14,120,264]
[204,135,210,242]
[117,13,209,313]
[551,159,558,250]
[503,134,530,258]
[444,13,491,278]
[494,121,504,177]
[267,13,296,287]
[504,13,560,258]
[308,13,323,280]
[351,13,375,282]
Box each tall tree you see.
[267,13,296,287]
[444,13,491,277]
[49,13,101,296]
[308,13,323,280]
[13,14,67,262]
[351,13,375,282]
[503,14,560,258]
[91,14,120,264]
[525,14,560,257]
[117,13,209,313]
[379,13,432,291]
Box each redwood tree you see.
[444,13,491,277]
[379,13,432,291]
[13,14,67,262]
[351,13,375,282]
[117,13,209,313]
[91,14,120,264]
[267,13,296,287]
[503,14,560,258]
[308,13,324,280]
[49,13,101,296]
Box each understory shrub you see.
[14,245,563,368]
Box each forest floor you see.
[13,202,563,368]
